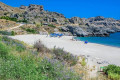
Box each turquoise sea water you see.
[75,32,120,47]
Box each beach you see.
[9,34,120,66]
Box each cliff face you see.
[61,16,120,37]
[0,2,120,37]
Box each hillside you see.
[0,2,24,16]
[0,36,82,80]
[0,19,19,30]
[0,2,120,37]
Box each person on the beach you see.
[84,40,88,44]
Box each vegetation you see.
[0,16,28,23]
[11,31,15,36]
[103,65,120,80]
[34,41,79,66]
[26,28,37,34]
[36,23,43,27]
[0,31,11,35]
[81,58,86,66]
[21,26,38,34]
[52,47,79,66]
[2,36,26,52]
[48,24,56,28]
[17,19,28,23]
[0,31,15,36]
[0,36,82,80]
[34,40,49,53]
[0,16,17,22]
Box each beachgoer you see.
[84,40,88,44]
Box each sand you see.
[9,34,120,66]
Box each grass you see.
[2,36,26,52]
[0,36,82,80]
[0,42,9,57]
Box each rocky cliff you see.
[61,16,120,37]
[0,2,120,37]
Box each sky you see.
[0,0,120,19]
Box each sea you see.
[74,32,120,48]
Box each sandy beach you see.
[9,34,120,66]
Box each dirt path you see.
[7,23,24,31]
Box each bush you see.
[52,47,78,66]
[0,31,11,35]
[0,16,17,22]
[103,65,120,80]
[48,24,56,28]
[26,28,37,34]
[11,31,15,36]
[34,40,49,53]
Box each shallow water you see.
[75,32,120,47]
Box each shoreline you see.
[9,34,120,66]
[75,38,120,48]
[74,32,120,48]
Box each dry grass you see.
[0,19,18,30]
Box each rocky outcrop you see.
[69,17,84,24]
[61,26,88,37]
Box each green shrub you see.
[0,16,28,23]
[0,16,17,22]
[48,24,56,28]
[26,28,37,34]
[103,65,120,80]
[11,31,15,36]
